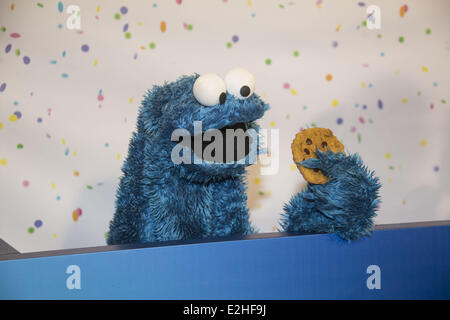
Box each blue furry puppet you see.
[107,68,381,245]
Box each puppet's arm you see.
[279,150,381,241]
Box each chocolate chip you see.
[306,138,312,145]
[313,168,319,172]
[321,141,328,148]
[304,148,310,155]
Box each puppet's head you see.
[137,68,270,182]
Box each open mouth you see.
[179,122,253,163]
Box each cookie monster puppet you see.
[107,68,381,245]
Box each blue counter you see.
[0,221,449,299]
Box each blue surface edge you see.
[0,221,449,299]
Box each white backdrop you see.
[0,0,449,253]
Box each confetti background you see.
[0,0,449,253]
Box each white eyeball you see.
[193,73,227,107]
[225,68,255,99]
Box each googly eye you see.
[225,68,255,99]
[193,73,227,107]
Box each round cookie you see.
[291,127,344,184]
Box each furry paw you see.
[281,149,382,241]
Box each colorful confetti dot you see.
[10,32,20,38]
[81,44,89,52]
[58,1,63,13]
[124,32,132,39]
[331,99,339,107]
[293,50,299,57]
[120,6,128,14]
[15,49,20,56]
[385,153,391,159]
[420,140,427,147]
[421,66,428,72]
[5,44,12,54]
[326,74,333,81]
[123,23,129,32]
[37,117,42,123]
[254,177,261,184]
[398,36,405,43]
[336,117,343,125]
[34,220,42,228]
[22,180,29,187]
[226,42,232,48]
[283,83,290,89]
[265,58,272,65]
[0,83,6,92]
[183,23,193,30]
[61,73,69,78]
[270,121,275,127]
[378,99,383,109]
[332,41,338,48]
[426,28,431,35]
[17,143,23,149]
[9,114,18,122]
[0,158,7,166]
[160,21,166,32]
[149,42,156,49]
[402,98,408,104]
[232,35,239,43]
[28,227,35,234]
[23,56,30,64]
[74,171,80,177]
[114,13,121,20]
[72,208,82,222]
[433,166,439,172]
[37,2,44,8]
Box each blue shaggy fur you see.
[107,74,381,245]
[280,149,381,241]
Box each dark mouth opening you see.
[178,122,252,163]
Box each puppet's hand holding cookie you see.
[280,128,382,241]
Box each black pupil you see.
[219,92,226,104]
[240,85,251,97]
